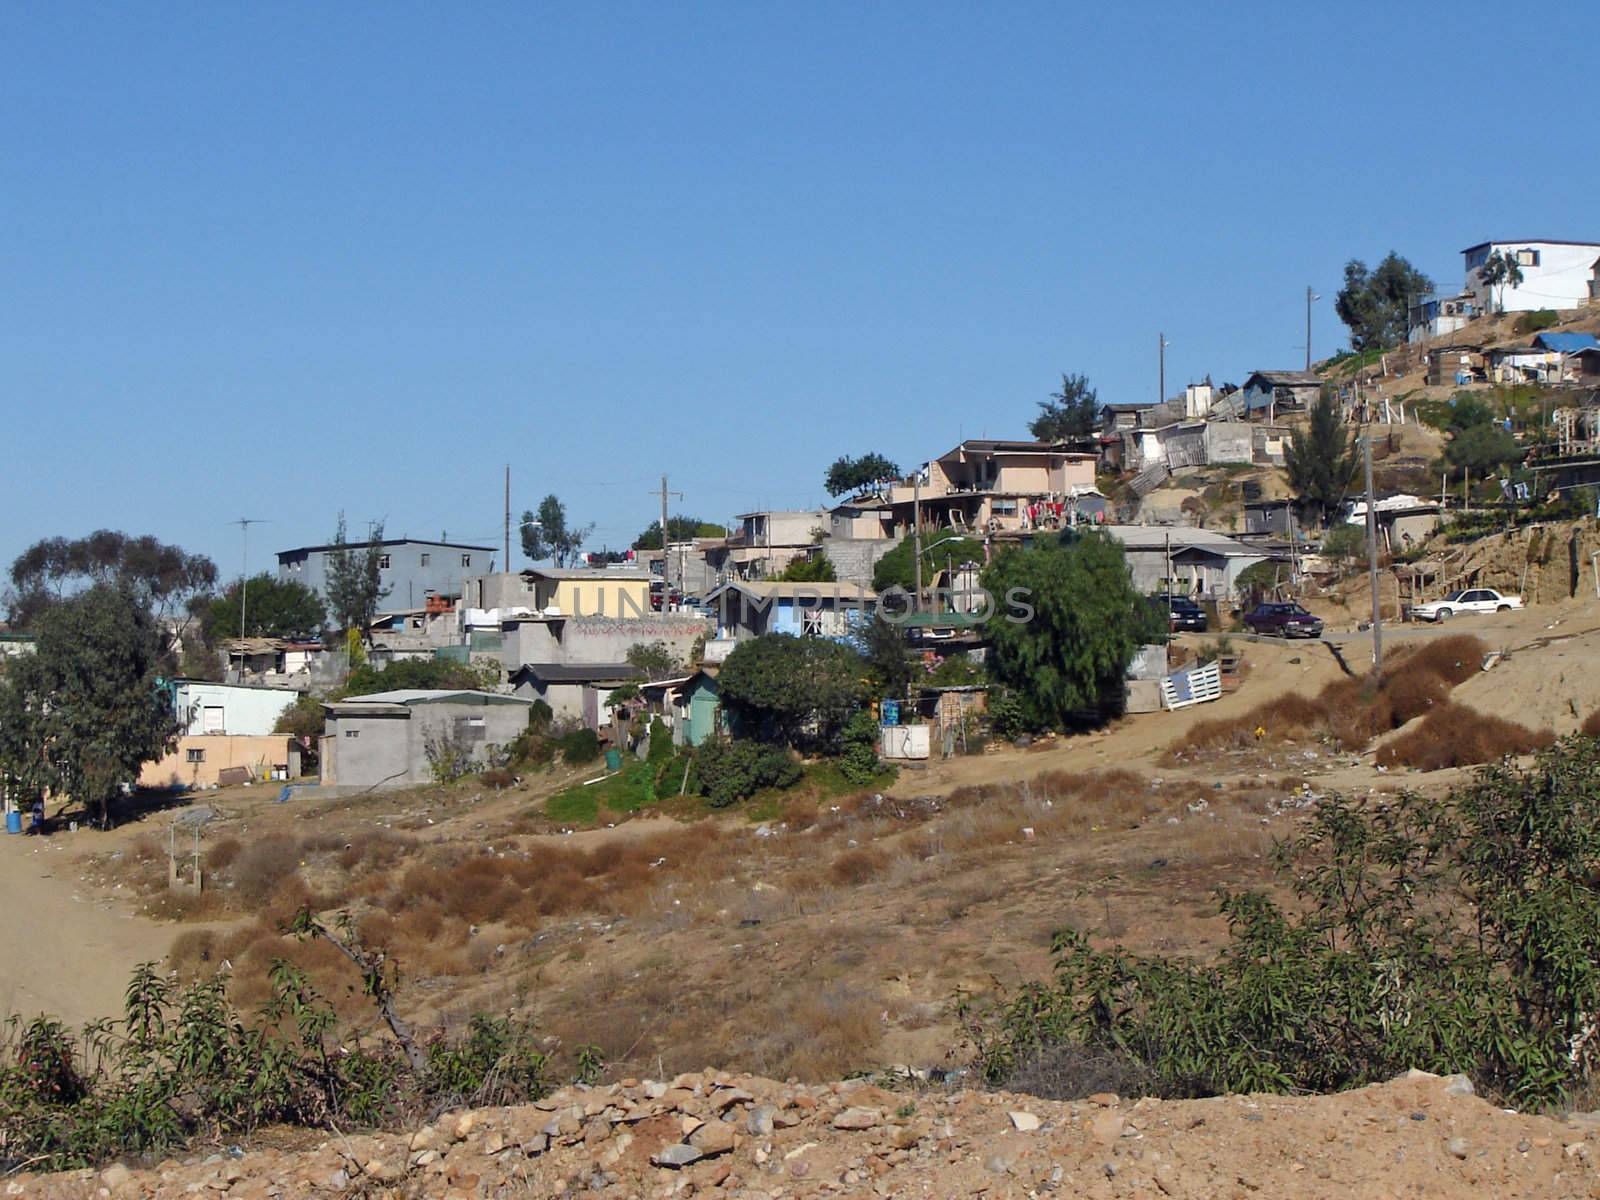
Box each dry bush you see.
[1002,1042,1158,1101]
[829,846,890,886]
[1376,702,1554,771]
[232,834,303,904]
[204,836,241,871]
[335,829,413,873]
[1583,708,1600,738]
[1398,635,1487,688]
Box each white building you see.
[1463,240,1600,314]
[172,680,299,737]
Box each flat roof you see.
[279,537,494,557]
[326,689,532,711]
[1462,239,1600,254]
[522,568,650,582]
[705,581,876,602]
[512,663,644,683]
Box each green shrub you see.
[987,691,1031,741]
[556,728,601,765]
[528,699,553,732]
[838,709,883,786]
[1513,309,1559,336]
[695,737,802,808]
[648,718,673,763]
[962,737,1600,1108]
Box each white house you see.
[1463,240,1600,314]
[171,680,299,736]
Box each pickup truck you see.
[1410,588,1523,622]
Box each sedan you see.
[1243,602,1324,639]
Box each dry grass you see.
[1583,709,1600,738]
[1375,702,1554,771]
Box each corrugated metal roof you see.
[1533,332,1600,353]
[332,689,531,706]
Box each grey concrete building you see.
[278,538,496,611]
[320,689,532,790]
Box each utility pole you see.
[229,518,267,641]
[1305,286,1320,372]
[1364,434,1383,674]
[1158,332,1169,405]
[912,470,923,613]
[651,475,683,603]
[503,464,510,574]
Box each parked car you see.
[1409,588,1523,623]
[1153,594,1208,632]
[1243,602,1324,639]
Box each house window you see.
[186,748,205,763]
[455,715,487,740]
[344,729,360,739]
[378,554,391,569]
[993,499,1018,516]
[420,553,431,567]
[461,553,472,567]
[1516,248,1540,267]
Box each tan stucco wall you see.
[141,736,294,790]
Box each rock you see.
[1008,1111,1041,1133]
[1447,1137,1470,1160]
[747,1105,777,1136]
[1443,1075,1475,1097]
[833,1107,882,1131]
[691,1121,738,1156]
[452,1112,478,1141]
[652,1144,703,1169]
[1090,1113,1126,1146]
[483,1131,506,1155]
[1088,1092,1120,1107]
[409,1127,438,1153]
[983,1154,1012,1174]
[712,1087,755,1110]
[100,1164,133,1190]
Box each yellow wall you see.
[141,736,294,790]
[537,578,652,617]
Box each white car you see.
[1410,588,1523,622]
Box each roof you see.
[521,568,651,582]
[1242,370,1323,389]
[327,689,532,709]
[1462,239,1600,254]
[512,663,643,684]
[731,509,827,521]
[937,439,1097,458]
[705,581,877,603]
[277,538,494,557]
[1104,525,1262,554]
[1101,401,1158,412]
[1533,332,1600,353]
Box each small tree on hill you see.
[1284,393,1361,528]
[825,452,902,498]
[718,633,865,750]
[521,495,593,567]
[1334,252,1432,351]
[1029,373,1099,441]
[325,514,388,638]
[633,516,728,550]
[1478,249,1525,313]
[1445,423,1520,476]
[777,554,837,582]
[981,531,1165,729]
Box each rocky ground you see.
[17,1069,1600,1199]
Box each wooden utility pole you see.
[1364,434,1383,674]
[651,475,682,601]
[1305,286,1319,372]
[1158,332,1168,406]
[503,464,511,573]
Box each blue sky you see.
[1,2,1590,579]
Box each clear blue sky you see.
[2,2,1589,580]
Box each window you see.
[186,748,206,763]
[420,553,431,567]
[461,553,472,568]
[344,729,360,739]
[378,554,391,569]
[992,499,1018,516]
[1516,249,1540,267]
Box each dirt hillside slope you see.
[19,1069,1597,1198]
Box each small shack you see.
[320,690,533,790]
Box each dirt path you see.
[0,830,176,1028]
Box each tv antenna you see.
[229,518,269,640]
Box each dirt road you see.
[0,829,176,1028]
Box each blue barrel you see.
[5,811,21,835]
[882,700,900,726]
[604,749,622,771]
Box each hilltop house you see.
[705,580,875,646]
[1408,292,1481,344]
[1463,240,1600,314]
[278,538,494,611]
[1235,371,1322,420]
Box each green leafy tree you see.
[1477,249,1525,313]
[1318,523,1365,570]
[198,574,326,643]
[1447,392,1496,432]
[626,641,683,681]
[521,495,593,567]
[871,536,986,595]
[777,554,837,582]
[853,614,915,700]
[824,452,902,498]
[5,532,217,664]
[324,514,389,638]
[694,736,802,807]
[1446,423,1520,474]
[1284,392,1361,527]
[1028,373,1099,441]
[981,531,1165,728]
[718,633,866,749]
[633,517,728,550]
[1334,252,1433,351]
[0,585,178,828]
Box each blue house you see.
[277,538,495,610]
[705,581,876,643]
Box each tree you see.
[777,554,837,582]
[1445,423,1520,475]
[1446,392,1497,432]
[825,452,903,498]
[0,585,178,828]
[324,514,388,638]
[872,536,986,595]
[633,516,728,550]
[718,633,866,750]
[521,495,592,567]
[1284,392,1361,527]
[626,641,682,681]
[1319,523,1365,571]
[981,531,1165,729]
[1334,252,1433,351]
[1028,373,1099,441]
[853,614,915,700]
[6,531,217,647]
[1478,249,1525,313]
[197,574,327,643]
